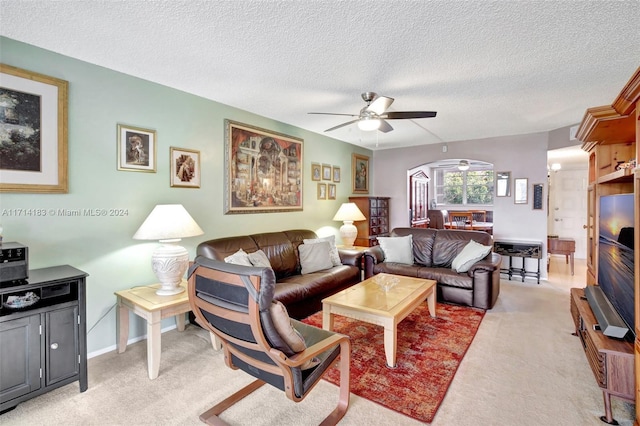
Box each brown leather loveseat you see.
[196,229,362,319]
[364,228,501,309]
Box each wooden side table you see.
[115,280,193,379]
[547,237,576,275]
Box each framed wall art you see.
[322,164,332,180]
[225,119,303,213]
[117,124,156,172]
[170,147,200,188]
[0,64,69,193]
[352,153,369,194]
[514,178,528,204]
[332,166,341,182]
[532,183,544,210]
[317,183,327,200]
[328,183,336,200]
[311,163,321,181]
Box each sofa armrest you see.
[468,252,502,275]
[363,246,385,279]
[338,248,364,268]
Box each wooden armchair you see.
[187,256,351,426]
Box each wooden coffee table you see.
[322,273,436,367]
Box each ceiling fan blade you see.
[378,120,393,133]
[383,111,437,119]
[324,119,360,132]
[365,96,394,115]
[308,112,359,117]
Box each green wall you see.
[0,37,372,355]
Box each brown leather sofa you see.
[364,227,501,309]
[196,229,363,319]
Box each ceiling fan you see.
[308,92,437,133]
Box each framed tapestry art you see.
[170,147,200,188]
[352,153,369,194]
[117,124,156,172]
[225,120,303,213]
[0,64,68,193]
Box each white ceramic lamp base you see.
[339,221,358,249]
[151,242,189,296]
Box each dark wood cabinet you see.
[0,265,88,412]
[349,196,390,247]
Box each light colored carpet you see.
[1,259,635,425]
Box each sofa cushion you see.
[251,231,300,278]
[248,249,272,268]
[299,241,334,274]
[451,240,492,272]
[303,235,341,266]
[377,235,414,264]
[432,230,491,267]
[224,249,253,266]
[392,228,436,267]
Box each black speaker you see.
[584,285,629,339]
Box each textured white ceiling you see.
[1,0,638,150]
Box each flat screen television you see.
[597,193,635,340]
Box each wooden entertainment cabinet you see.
[575,66,639,425]
[570,288,634,424]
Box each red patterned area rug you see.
[302,302,485,423]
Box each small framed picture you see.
[328,183,336,200]
[170,147,201,188]
[322,164,332,180]
[332,166,341,182]
[352,153,369,193]
[311,163,321,181]
[117,124,156,172]
[317,182,327,199]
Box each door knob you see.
[50,343,59,350]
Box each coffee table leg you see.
[322,305,334,330]
[427,290,437,318]
[383,326,397,368]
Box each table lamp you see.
[133,204,204,295]
[332,202,366,248]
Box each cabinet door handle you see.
[50,343,59,350]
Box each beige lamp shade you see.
[333,202,366,248]
[133,204,204,296]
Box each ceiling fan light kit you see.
[458,160,470,171]
[309,92,437,134]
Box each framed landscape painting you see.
[0,64,68,193]
[352,153,369,194]
[225,120,303,214]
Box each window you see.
[435,167,494,205]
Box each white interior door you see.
[548,168,588,258]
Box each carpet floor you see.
[302,303,485,423]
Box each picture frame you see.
[352,153,369,194]
[328,183,336,200]
[225,119,303,214]
[496,171,511,197]
[0,64,68,193]
[514,178,528,204]
[322,164,332,180]
[532,183,544,210]
[170,147,200,188]
[117,124,156,172]
[332,166,341,182]
[311,163,321,181]
[317,182,327,200]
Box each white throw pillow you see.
[224,248,253,266]
[303,235,341,266]
[248,249,271,268]
[377,235,414,264]
[451,240,492,273]
[298,241,334,274]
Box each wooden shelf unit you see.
[570,288,634,424]
[575,65,639,425]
